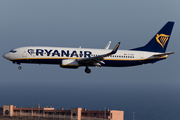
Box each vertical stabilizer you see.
[131,21,174,53]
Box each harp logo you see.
[156,34,170,48]
[28,49,35,56]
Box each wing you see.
[78,42,120,66]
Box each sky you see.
[0,0,180,120]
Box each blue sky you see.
[0,1,180,119]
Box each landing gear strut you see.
[85,66,91,74]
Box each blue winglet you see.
[110,42,120,54]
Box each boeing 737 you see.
[3,21,175,73]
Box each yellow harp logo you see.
[156,34,170,48]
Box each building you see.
[0,105,124,120]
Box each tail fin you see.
[131,21,174,53]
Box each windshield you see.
[9,50,17,53]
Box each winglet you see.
[110,42,120,54]
[104,41,111,49]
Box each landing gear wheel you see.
[18,66,22,70]
[85,68,91,74]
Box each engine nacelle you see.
[60,59,79,68]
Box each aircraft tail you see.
[131,21,174,53]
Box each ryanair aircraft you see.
[3,22,175,74]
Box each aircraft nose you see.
[3,53,9,60]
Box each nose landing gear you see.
[85,66,91,74]
[12,62,22,70]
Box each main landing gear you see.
[85,66,91,74]
[18,66,22,70]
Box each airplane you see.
[3,21,175,74]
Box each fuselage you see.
[3,46,167,67]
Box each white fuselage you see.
[3,46,167,67]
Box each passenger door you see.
[22,49,27,57]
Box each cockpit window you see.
[9,50,17,53]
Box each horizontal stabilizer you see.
[153,52,175,57]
